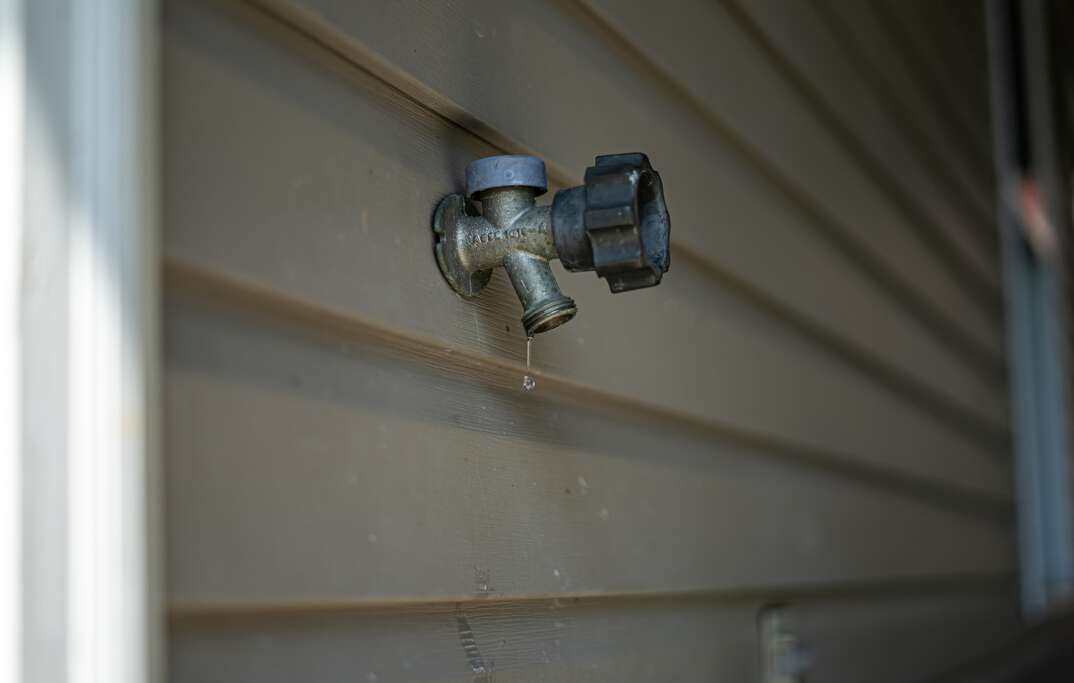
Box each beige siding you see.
[170,591,1018,682]
[163,0,1019,680]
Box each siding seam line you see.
[810,0,997,225]
[167,571,1017,618]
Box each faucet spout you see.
[503,251,576,335]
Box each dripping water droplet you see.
[522,335,536,391]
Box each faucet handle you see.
[552,153,671,293]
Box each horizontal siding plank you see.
[789,591,1019,682]
[164,291,1015,604]
[812,0,997,224]
[911,0,993,118]
[939,0,992,89]
[165,260,1017,512]
[170,599,760,682]
[582,0,1000,306]
[169,592,1018,682]
[162,0,1011,497]
[873,0,993,158]
[727,0,997,267]
[244,0,1011,380]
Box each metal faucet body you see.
[435,183,577,335]
[433,153,670,336]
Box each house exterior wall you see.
[162,1,1019,680]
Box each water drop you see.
[521,335,536,391]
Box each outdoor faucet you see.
[433,153,671,336]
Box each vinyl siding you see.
[163,0,1020,680]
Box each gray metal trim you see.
[987,0,1074,620]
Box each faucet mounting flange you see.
[432,193,493,298]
